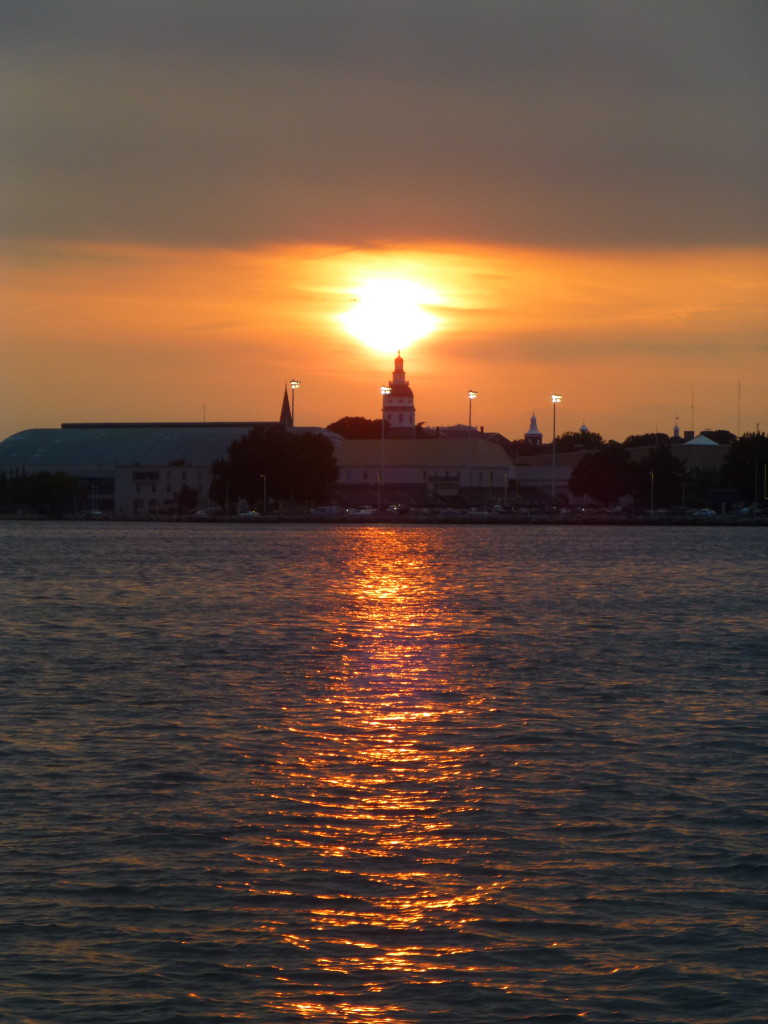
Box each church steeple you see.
[525,413,543,446]
[279,386,293,429]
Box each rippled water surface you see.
[2,521,767,1023]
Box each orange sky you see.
[3,239,766,442]
[2,2,766,444]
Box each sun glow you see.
[340,278,439,352]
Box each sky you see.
[2,0,767,444]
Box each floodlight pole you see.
[379,386,391,511]
[467,390,477,499]
[551,394,562,504]
[290,380,300,426]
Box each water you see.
[1,521,766,1024]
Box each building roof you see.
[684,434,719,446]
[337,437,512,469]
[0,424,260,471]
[0,422,345,475]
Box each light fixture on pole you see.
[467,391,477,498]
[379,386,391,511]
[468,390,477,433]
[551,394,562,504]
[290,380,300,425]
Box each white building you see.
[382,351,416,438]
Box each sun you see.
[340,278,438,352]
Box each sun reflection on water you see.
[257,529,506,1020]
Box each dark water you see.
[2,521,767,1024]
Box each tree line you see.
[325,416,766,508]
[568,432,766,508]
[4,424,764,514]
[0,470,86,512]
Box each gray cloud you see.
[2,0,766,247]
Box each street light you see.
[551,394,562,504]
[290,379,300,425]
[379,386,391,511]
[467,390,477,498]
[468,391,477,433]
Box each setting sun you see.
[340,278,439,352]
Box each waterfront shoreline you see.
[3,512,766,527]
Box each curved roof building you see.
[0,423,261,473]
[0,419,341,515]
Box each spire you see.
[279,386,293,428]
[525,413,543,446]
[392,350,406,384]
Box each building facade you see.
[335,437,513,503]
[382,352,416,438]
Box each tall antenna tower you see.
[737,379,741,436]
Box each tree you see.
[568,443,638,505]
[554,430,604,453]
[0,470,85,512]
[623,432,671,448]
[632,445,686,508]
[721,432,768,505]
[700,429,736,445]
[326,416,382,439]
[504,438,544,457]
[683,466,721,509]
[209,425,338,507]
[177,484,198,512]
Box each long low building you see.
[0,422,277,514]
[335,436,514,504]
[0,422,518,512]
